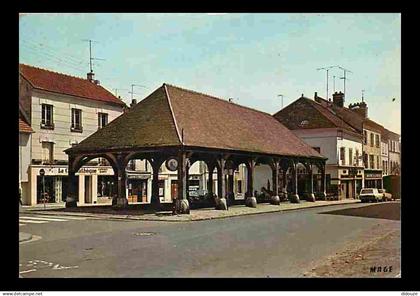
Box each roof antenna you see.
[362,89,365,102]
[278,94,284,109]
[317,65,338,100]
[338,66,353,98]
[82,39,105,81]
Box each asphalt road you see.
[19,202,400,278]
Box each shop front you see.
[364,170,383,189]
[28,165,114,206]
[127,173,151,203]
[339,167,364,199]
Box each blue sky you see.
[19,13,401,133]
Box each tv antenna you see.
[129,84,148,101]
[82,39,105,73]
[338,66,353,97]
[317,66,338,100]
[362,89,365,102]
[113,88,129,97]
[333,75,336,93]
[278,94,285,109]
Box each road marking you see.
[19,269,36,274]
[19,219,48,224]
[32,215,88,220]
[20,216,68,222]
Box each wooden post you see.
[175,151,190,214]
[290,160,300,203]
[245,159,257,207]
[270,159,280,205]
[65,155,78,208]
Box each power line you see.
[21,39,86,67]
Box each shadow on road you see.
[319,202,400,221]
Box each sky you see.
[19,13,401,134]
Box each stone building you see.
[19,64,126,205]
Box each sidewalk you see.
[23,199,361,222]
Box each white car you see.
[359,188,383,203]
[378,189,393,201]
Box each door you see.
[84,176,92,203]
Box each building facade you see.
[19,64,126,205]
[273,92,364,199]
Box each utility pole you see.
[278,94,284,109]
[338,66,353,98]
[317,66,338,100]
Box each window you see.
[71,108,82,132]
[349,149,353,166]
[375,134,380,148]
[370,133,374,147]
[340,147,346,165]
[369,155,374,169]
[312,147,321,153]
[41,141,54,164]
[41,104,54,129]
[98,113,108,129]
[363,131,367,145]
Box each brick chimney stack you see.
[332,91,345,108]
[349,101,368,118]
[87,71,95,82]
[130,99,137,108]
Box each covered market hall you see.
[64,83,328,214]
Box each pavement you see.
[18,201,400,277]
[21,199,361,222]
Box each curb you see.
[23,200,362,223]
[19,232,33,243]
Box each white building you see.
[273,92,364,199]
[19,64,126,206]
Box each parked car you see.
[359,188,383,203]
[378,189,393,201]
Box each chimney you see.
[93,80,100,85]
[349,101,368,118]
[130,99,137,108]
[87,71,95,82]
[332,91,345,108]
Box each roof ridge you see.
[163,84,183,145]
[20,63,91,84]
[163,83,274,118]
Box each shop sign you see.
[128,174,151,179]
[36,167,68,176]
[77,167,114,175]
[365,172,382,179]
[330,180,340,185]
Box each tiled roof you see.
[67,84,325,159]
[273,97,361,137]
[19,112,33,133]
[313,96,385,133]
[19,64,126,107]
